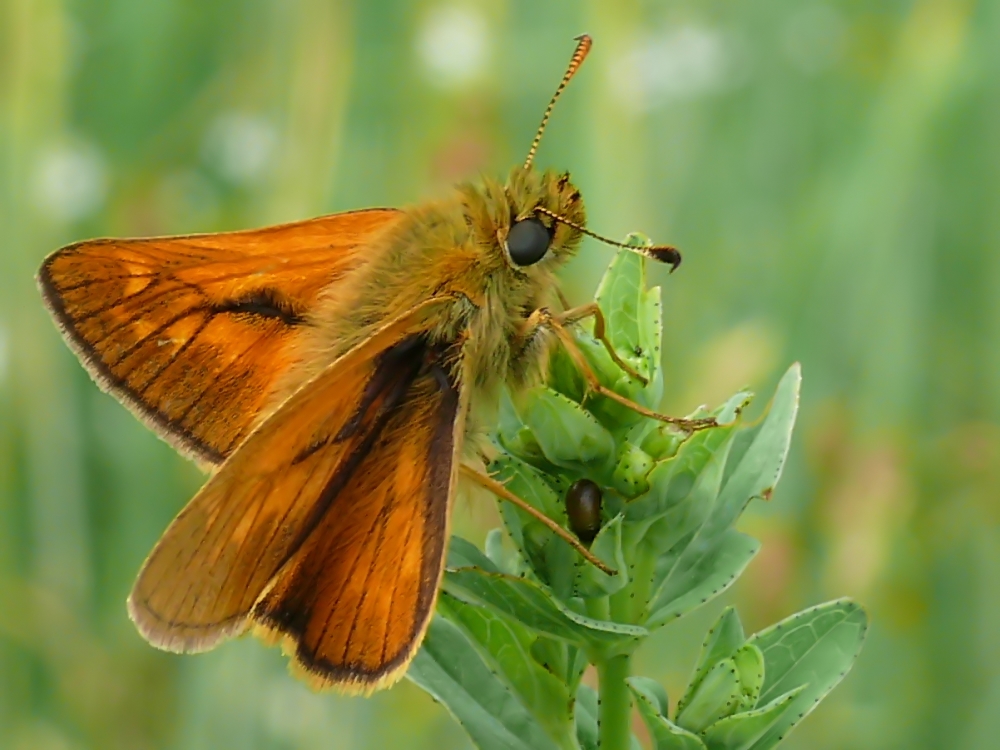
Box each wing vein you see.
[134,313,217,398]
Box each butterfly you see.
[37,35,712,694]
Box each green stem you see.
[585,595,610,621]
[597,653,631,750]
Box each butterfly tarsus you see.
[459,464,616,576]
[532,307,717,433]
[557,302,648,386]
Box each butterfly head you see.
[490,34,680,273]
[499,166,586,269]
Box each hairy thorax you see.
[280,168,585,407]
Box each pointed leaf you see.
[436,594,578,748]
[645,530,760,629]
[407,616,560,750]
[514,386,616,472]
[629,678,707,750]
[746,599,869,749]
[628,676,670,716]
[676,658,742,733]
[573,514,628,598]
[444,541,646,651]
[701,687,805,750]
[713,364,801,535]
[678,607,746,714]
[575,684,599,750]
[489,454,576,597]
[595,240,646,365]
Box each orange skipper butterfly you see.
[38,36,709,694]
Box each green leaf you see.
[484,528,515,575]
[594,236,663,389]
[575,684,599,750]
[677,607,746,714]
[628,676,670,716]
[513,385,616,472]
[626,408,739,530]
[745,599,869,750]
[447,535,501,571]
[444,541,646,651]
[629,677,707,750]
[639,371,797,628]
[645,530,760,629]
[713,364,801,535]
[407,615,561,750]
[489,454,577,597]
[573,242,663,422]
[531,637,588,692]
[436,594,578,749]
[595,241,645,365]
[572,514,628,598]
[675,658,742,734]
[701,687,805,750]
[497,387,549,465]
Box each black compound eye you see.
[506,218,551,266]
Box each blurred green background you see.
[1,0,997,748]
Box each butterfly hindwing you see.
[127,297,463,692]
[38,208,404,465]
[251,359,461,692]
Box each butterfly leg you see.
[556,287,572,311]
[556,303,648,386]
[533,308,716,432]
[459,464,616,576]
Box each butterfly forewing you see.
[127,297,463,692]
[38,208,403,465]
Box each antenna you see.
[523,35,592,170]
[534,206,683,271]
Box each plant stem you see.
[597,653,631,750]
[585,596,610,621]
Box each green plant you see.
[407,238,868,750]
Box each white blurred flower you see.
[782,4,848,74]
[416,4,489,89]
[31,142,108,222]
[203,113,278,186]
[609,26,743,111]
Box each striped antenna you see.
[534,206,683,271]
[523,34,593,170]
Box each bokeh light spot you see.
[31,142,108,222]
[416,5,489,89]
[202,113,278,186]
